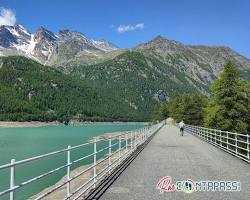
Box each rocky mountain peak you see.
[59,29,84,39]
[34,27,57,42]
[0,24,31,48]
[136,35,185,54]
[152,35,166,42]
[91,39,119,52]
[0,26,17,47]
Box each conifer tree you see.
[204,61,250,132]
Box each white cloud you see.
[117,23,144,33]
[0,7,16,26]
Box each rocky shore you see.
[0,121,148,128]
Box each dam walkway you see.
[97,125,250,200]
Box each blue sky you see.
[1,0,249,58]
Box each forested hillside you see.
[70,51,208,117]
[0,56,145,122]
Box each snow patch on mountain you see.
[0,24,119,63]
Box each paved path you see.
[99,125,250,200]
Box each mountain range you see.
[0,24,250,121]
[0,25,118,65]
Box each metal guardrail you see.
[0,123,163,200]
[185,125,250,163]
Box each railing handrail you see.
[0,122,164,200]
[0,129,142,170]
[187,125,249,137]
[185,124,250,164]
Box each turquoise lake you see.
[0,124,145,200]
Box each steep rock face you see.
[56,30,101,61]
[32,27,58,62]
[0,26,18,47]
[92,39,119,52]
[135,36,250,85]
[0,25,32,56]
[187,45,250,72]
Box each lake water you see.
[0,124,145,200]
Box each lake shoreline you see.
[0,123,145,200]
[0,121,149,128]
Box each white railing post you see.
[108,136,112,174]
[67,146,71,199]
[10,159,15,200]
[138,130,139,145]
[235,133,238,155]
[226,131,229,150]
[143,128,146,141]
[119,136,121,164]
[247,135,250,162]
[210,129,213,143]
[93,137,97,188]
[141,129,143,143]
[131,132,133,152]
[215,130,217,144]
[142,129,144,143]
[134,132,137,149]
[211,129,213,143]
[205,130,208,142]
[140,130,143,144]
[125,133,128,152]
[140,129,142,140]
[143,129,146,142]
[138,130,140,142]
[220,130,222,147]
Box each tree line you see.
[153,61,250,133]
